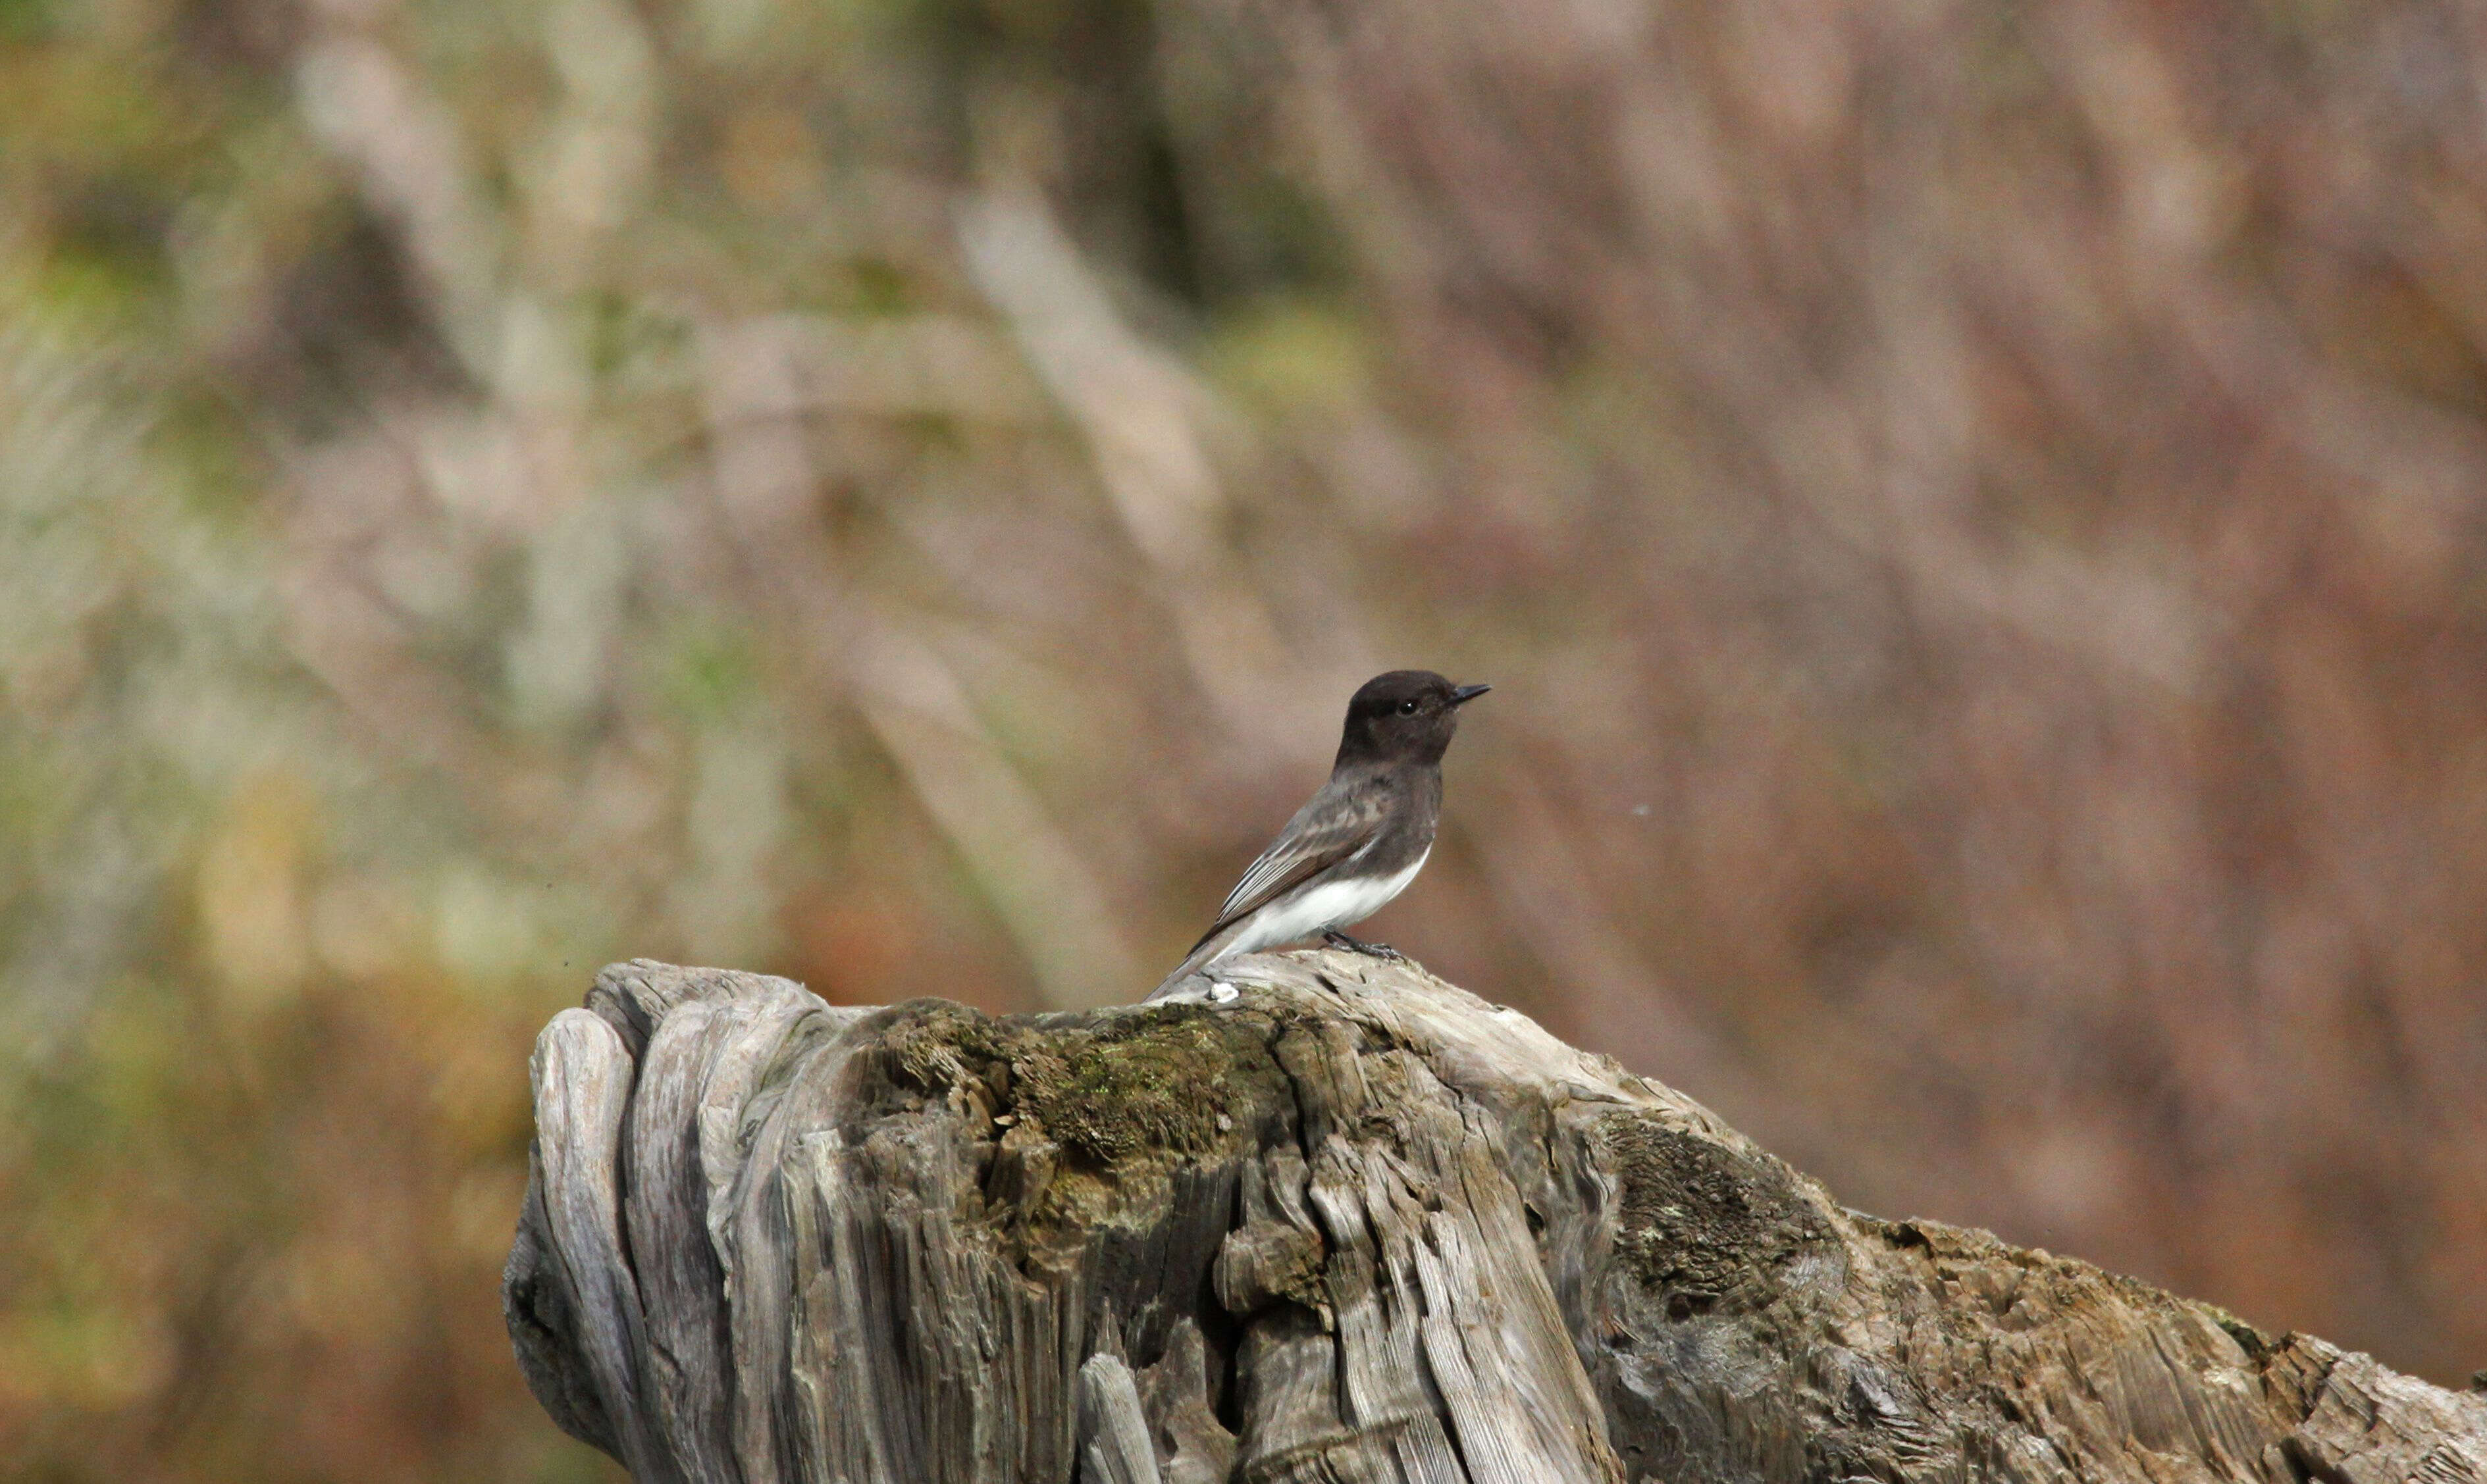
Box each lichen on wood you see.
[506,956,2487,1483]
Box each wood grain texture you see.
[506,956,2487,1483]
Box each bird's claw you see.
[1324,931,1405,962]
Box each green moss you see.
[1014,1010,1254,1164]
[869,1000,1286,1171]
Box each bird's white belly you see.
[1221,846,1429,960]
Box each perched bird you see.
[1151,670,1488,998]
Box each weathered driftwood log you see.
[506,956,2487,1484]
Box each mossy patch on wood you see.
[1014,1012,1252,1163]
[869,998,1290,1169]
[1600,1113,1831,1306]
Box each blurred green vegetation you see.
[7,0,2487,1474]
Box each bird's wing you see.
[1190,779,1387,954]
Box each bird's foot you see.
[1323,931,1405,962]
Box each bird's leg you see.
[1323,930,1405,961]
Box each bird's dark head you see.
[1337,670,1490,767]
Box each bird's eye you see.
[1399,699,1420,715]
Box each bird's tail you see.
[1145,921,1245,1001]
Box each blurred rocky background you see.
[7,0,2487,1474]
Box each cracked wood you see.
[506,956,2487,1483]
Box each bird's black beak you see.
[1450,683,1492,706]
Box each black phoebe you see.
[1151,670,1488,998]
